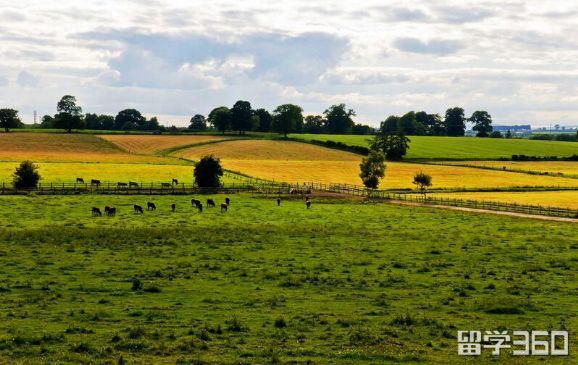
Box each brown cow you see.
[91,207,102,216]
[206,199,216,208]
[147,202,156,211]
[220,203,228,212]
[276,198,281,206]
[225,197,230,205]
[172,178,178,185]
[133,205,144,214]
[306,201,311,209]
[171,203,176,212]
[76,177,84,183]
[105,206,116,216]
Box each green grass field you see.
[291,134,578,160]
[0,194,576,364]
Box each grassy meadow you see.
[0,194,577,364]
[291,134,578,160]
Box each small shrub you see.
[12,161,41,188]
[131,278,142,291]
[274,316,287,328]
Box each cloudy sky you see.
[1,0,577,127]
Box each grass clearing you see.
[291,134,578,160]
[0,194,576,364]
[99,134,231,155]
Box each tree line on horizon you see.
[0,94,557,140]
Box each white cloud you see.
[0,0,577,127]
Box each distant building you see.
[493,125,532,133]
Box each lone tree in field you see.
[272,104,304,137]
[54,95,84,133]
[0,108,22,132]
[469,110,493,137]
[13,161,41,188]
[371,129,410,160]
[189,114,207,131]
[412,172,432,199]
[359,150,386,189]
[194,155,223,187]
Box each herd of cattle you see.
[91,195,312,217]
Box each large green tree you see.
[194,155,223,188]
[371,130,410,160]
[445,107,466,136]
[380,116,400,134]
[398,111,426,135]
[324,104,355,134]
[303,115,325,134]
[54,95,84,133]
[231,100,253,135]
[254,108,272,132]
[114,109,146,130]
[189,114,207,131]
[272,104,304,137]
[208,107,231,134]
[85,113,115,130]
[359,150,386,189]
[415,111,444,135]
[469,110,493,137]
[0,108,22,132]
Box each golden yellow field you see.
[437,160,578,176]
[424,191,578,210]
[175,140,578,189]
[0,133,178,164]
[174,139,360,161]
[0,161,223,184]
[99,134,230,154]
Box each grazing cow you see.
[171,203,176,212]
[172,178,178,185]
[225,197,230,205]
[106,207,116,216]
[191,198,199,206]
[104,206,111,214]
[197,202,203,213]
[91,179,101,187]
[91,207,102,216]
[129,181,139,188]
[305,195,310,202]
[133,205,144,214]
[220,203,228,212]
[306,201,311,209]
[277,198,281,206]
[147,202,157,211]
[161,182,171,188]
[206,199,216,208]
[76,177,84,183]
[117,182,128,188]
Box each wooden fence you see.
[1,180,576,219]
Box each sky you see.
[1,0,578,128]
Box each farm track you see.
[388,200,578,223]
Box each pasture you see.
[0,194,576,364]
[99,135,232,155]
[174,140,578,189]
[291,134,578,160]
[0,162,218,185]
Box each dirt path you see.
[388,200,578,223]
